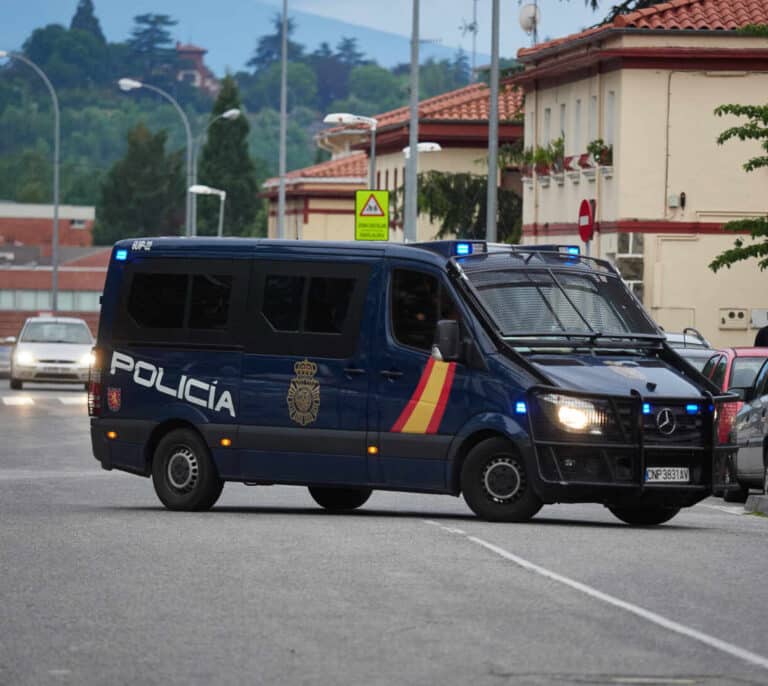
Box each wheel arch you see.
[143,419,207,476]
[447,413,532,495]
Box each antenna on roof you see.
[519,1,541,46]
[459,0,479,81]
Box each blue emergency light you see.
[685,404,699,415]
[515,401,528,415]
[455,242,473,256]
[642,403,652,415]
[566,246,580,256]
[115,249,128,261]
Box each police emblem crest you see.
[287,359,320,426]
[107,387,121,412]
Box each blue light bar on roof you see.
[455,242,473,256]
[115,249,128,261]
[566,246,580,256]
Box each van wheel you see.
[460,437,542,522]
[308,486,372,512]
[10,378,21,390]
[151,429,223,511]
[608,506,680,526]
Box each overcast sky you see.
[266,0,602,60]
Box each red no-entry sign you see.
[578,199,595,243]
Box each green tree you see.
[197,76,263,236]
[94,123,184,244]
[308,42,348,110]
[247,14,304,73]
[709,101,768,272]
[347,64,402,110]
[335,37,366,67]
[126,13,178,82]
[251,61,318,111]
[70,0,106,44]
[415,171,522,243]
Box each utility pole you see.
[277,0,288,238]
[485,0,500,243]
[404,0,420,243]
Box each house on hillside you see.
[510,0,768,347]
[262,81,524,242]
[176,43,220,97]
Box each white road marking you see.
[424,520,768,672]
[58,396,87,405]
[702,504,745,516]
[1,396,34,406]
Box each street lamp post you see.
[404,0,420,243]
[485,0,501,243]
[0,50,61,312]
[118,78,194,237]
[189,185,226,238]
[322,112,378,188]
[277,0,288,239]
[191,107,241,236]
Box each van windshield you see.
[21,322,93,344]
[465,268,658,340]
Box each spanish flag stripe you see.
[390,357,435,433]
[425,362,456,434]
[391,360,456,434]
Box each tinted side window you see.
[701,355,720,379]
[305,277,355,333]
[711,357,727,390]
[391,269,459,351]
[263,275,304,332]
[189,274,232,330]
[128,273,186,328]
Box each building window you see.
[70,219,87,229]
[574,99,582,152]
[0,290,13,310]
[609,233,645,304]
[589,95,598,142]
[605,91,615,146]
[543,107,551,145]
[559,103,567,141]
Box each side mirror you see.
[433,320,461,362]
[728,387,746,401]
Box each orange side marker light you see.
[220,438,233,448]
[367,446,379,455]
[106,431,118,440]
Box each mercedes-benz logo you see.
[656,407,677,435]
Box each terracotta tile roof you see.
[264,152,367,186]
[519,0,768,59]
[322,82,524,138]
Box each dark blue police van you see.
[89,238,729,524]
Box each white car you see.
[9,316,94,390]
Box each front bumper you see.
[13,364,89,383]
[525,386,729,507]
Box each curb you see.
[744,494,768,516]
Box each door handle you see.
[344,367,366,376]
[380,369,404,379]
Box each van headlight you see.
[80,352,95,367]
[539,393,606,434]
[15,350,35,366]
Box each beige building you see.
[512,0,768,347]
[264,82,524,242]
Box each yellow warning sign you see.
[355,190,389,241]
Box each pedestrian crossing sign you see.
[355,190,389,241]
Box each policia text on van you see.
[89,239,730,525]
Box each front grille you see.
[38,359,76,364]
[34,373,78,380]
[643,405,704,446]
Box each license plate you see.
[645,467,689,483]
[44,366,66,374]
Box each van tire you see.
[608,506,680,526]
[460,438,542,522]
[723,484,749,503]
[151,429,223,511]
[308,486,372,512]
[10,378,21,390]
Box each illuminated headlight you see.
[15,350,35,366]
[540,393,606,434]
[80,352,96,367]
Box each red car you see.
[702,347,768,497]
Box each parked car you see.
[665,328,712,371]
[9,316,94,390]
[702,347,768,500]
[0,336,13,378]
[730,359,768,499]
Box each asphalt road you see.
[1,384,767,686]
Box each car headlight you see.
[15,350,35,366]
[540,393,606,434]
[80,352,95,367]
